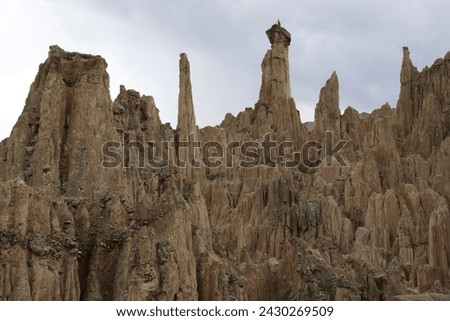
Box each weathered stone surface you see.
[396,47,450,157]
[256,22,306,148]
[314,71,341,138]
[0,24,449,301]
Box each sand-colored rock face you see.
[0,23,449,300]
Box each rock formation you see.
[0,23,449,300]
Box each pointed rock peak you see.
[321,71,339,97]
[179,52,190,71]
[119,84,127,95]
[266,22,291,47]
[177,52,196,136]
[314,71,341,136]
[400,46,418,83]
[328,71,338,85]
[401,47,414,71]
[371,102,393,119]
[381,102,391,109]
[402,47,411,61]
[444,51,450,60]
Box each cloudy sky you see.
[1,0,449,140]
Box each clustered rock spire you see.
[0,24,449,301]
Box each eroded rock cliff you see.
[0,23,449,300]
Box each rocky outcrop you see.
[256,23,306,148]
[176,52,199,184]
[314,71,341,138]
[0,23,449,301]
[0,181,79,300]
[177,53,197,139]
[396,47,450,158]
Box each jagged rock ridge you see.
[0,23,449,300]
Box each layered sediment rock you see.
[0,23,449,300]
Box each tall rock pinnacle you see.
[314,71,341,138]
[396,47,419,140]
[176,53,198,181]
[177,53,197,138]
[259,23,292,102]
[400,47,418,84]
[255,22,305,146]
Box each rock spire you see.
[0,25,449,301]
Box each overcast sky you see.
[1,0,449,140]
